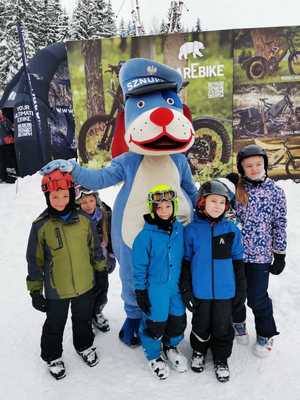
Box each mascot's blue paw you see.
[119,318,141,347]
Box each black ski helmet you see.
[237,144,268,176]
[198,180,231,201]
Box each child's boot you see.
[149,356,170,380]
[214,360,230,383]
[93,312,110,332]
[163,345,188,372]
[253,335,274,357]
[191,350,206,373]
[77,346,99,367]
[47,358,66,380]
[233,321,249,345]
[119,318,141,347]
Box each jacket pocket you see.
[213,232,234,259]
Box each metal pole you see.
[16,21,46,163]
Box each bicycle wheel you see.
[192,117,231,164]
[285,156,300,178]
[245,57,268,80]
[78,114,112,163]
[288,51,300,75]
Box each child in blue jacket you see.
[180,180,246,383]
[132,185,187,380]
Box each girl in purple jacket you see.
[232,144,287,357]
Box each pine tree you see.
[103,0,117,36]
[90,0,106,38]
[195,17,201,32]
[160,19,168,34]
[69,0,92,40]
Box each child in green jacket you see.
[26,170,106,380]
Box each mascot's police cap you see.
[119,58,183,99]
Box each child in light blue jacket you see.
[132,184,187,380]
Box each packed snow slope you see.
[0,174,299,400]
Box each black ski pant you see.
[93,270,109,316]
[232,263,279,338]
[41,289,95,363]
[190,299,234,363]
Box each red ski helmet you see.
[41,169,74,193]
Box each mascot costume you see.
[41,58,198,347]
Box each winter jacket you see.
[26,209,106,300]
[133,219,184,290]
[184,213,244,299]
[235,178,287,263]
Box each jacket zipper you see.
[61,224,78,295]
[211,223,215,298]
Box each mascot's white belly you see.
[122,155,193,248]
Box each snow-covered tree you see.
[160,19,168,34]
[103,0,117,36]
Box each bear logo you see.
[178,41,205,60]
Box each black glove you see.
[135,289,151,315]
[180,259,196,312]
[270,253,286,275]
[226,172,239,187]
[95,270,109,292]
[107,253,116,274]
[233,260,247,314]
[30,292,46,313]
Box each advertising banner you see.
[233,26,300,180]
[66,26,300,182]
[66,30,233,182]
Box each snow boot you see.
[47,358,66,380]
[233,321,250,345]
[253,335,274,358]
[93,312,110,332]
[191,351,206,373]
[149,356,170,380]
[119,318,141,347]
[163,345,188,372]
[214,360,230,383]
[77,346,99,367]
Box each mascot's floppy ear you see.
[111,110,129,158]
[183,104,193,123]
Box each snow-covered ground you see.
[0,174,299,400]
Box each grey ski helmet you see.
[237,144,268,176]
[198,180,231,201]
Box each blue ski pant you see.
[139,284,186,361]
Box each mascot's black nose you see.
[150,108,174,127]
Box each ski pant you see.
[93,270,109,316]
[190,299,234,362]
[139,284,186,361]
[232,263,279,338]
[0,144,17,182]
[40,289,95,363]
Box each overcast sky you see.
[61,0,300,32]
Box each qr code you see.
[208,81,224,98]
[18,123,32,137]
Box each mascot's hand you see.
[40,159,76,175]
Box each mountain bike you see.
[254,137,300,179]
[242,30,300,80]
[77,64,231,166]
[233,90,300,138]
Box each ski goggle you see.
[75,185,97,200]
[41,171,73,193]
[148,190,177,204]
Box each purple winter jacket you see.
[235,178,287,264]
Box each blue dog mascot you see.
[41,58,198,347]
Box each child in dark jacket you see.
[232,144,287,357]
[132,184,188,380]
[180,180,246,383]
[26,170,107,380]
[75,185,116,333]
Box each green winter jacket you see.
[26,209,106,299]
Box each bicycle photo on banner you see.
[233,25,300,181]
[66,31,233,182]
